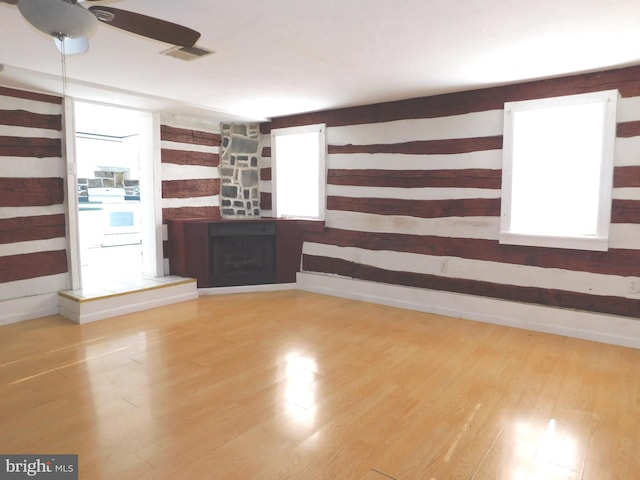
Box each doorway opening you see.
[73,101,155,288]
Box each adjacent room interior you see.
[74,102,145,285]
[1,2,639,479]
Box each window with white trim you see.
[271,123,326,220]
[500,90,618,251]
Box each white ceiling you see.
[2,0,640,122]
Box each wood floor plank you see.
[1,290,639,479]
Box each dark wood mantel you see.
[167,217,324,287]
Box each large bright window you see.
[271,124,326,220]
[500,90,618,251]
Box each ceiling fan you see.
[1,0,201,54]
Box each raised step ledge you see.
[58,278,198,324]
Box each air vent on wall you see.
[160,45,214,61]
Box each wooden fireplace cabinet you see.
[167,218,323,287]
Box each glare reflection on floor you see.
[82,332,154,449]
[282,352,318,428]
[512,417,580,479]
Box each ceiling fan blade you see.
[87,6,201,47]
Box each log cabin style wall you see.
[159,114,221,272]
[0,87,67,324]
[261,65,640,321]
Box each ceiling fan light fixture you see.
[18,0,98,38]
[54,35,90,55]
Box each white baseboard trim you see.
[0,294,59,326]
[198,283,296,295]
[58,281,199,324]
[6,272,638,350]
[296,272,640,349]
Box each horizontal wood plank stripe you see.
[328,136,503,155]
[160,125,221,147]
[326,211,640,248]
[260,192,272,211]
[162,196,219,210]
[327,196,501,218]
[303,243,627,297]
[326,210,499,240]
[1,238,66,258]
[617,120,640,138]
[0,87,62,105]
[614,137,640,166]
[302,255,640,318]
[162,206,220,224]
[327,168,502,189]
[0,214,66,244]
[162,239,170,260]
[0,110,61,131]
[327,110,503,146]
[260,168,271,181]
[0,136,61,158]
[611,199,640,223]
[327,185,499,201]
[0,126,61,141]
[160,148,219,167]
[613,166,640,188]
[329,151,503,171]
[0,97,61,117]
[0,205,65,221]
[161,164,219,182]
[162,179,220,199]
[0,157,64,178]
[0,250,67,284]
[0,178,64,207]
[304,228,640,277]
[265,65,640,130]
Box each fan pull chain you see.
[58,34,68,97]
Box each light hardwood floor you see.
[1,290,639,479]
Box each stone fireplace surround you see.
[167,123,324,287]
[219,123,260,218]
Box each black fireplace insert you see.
[209,221,277,287]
